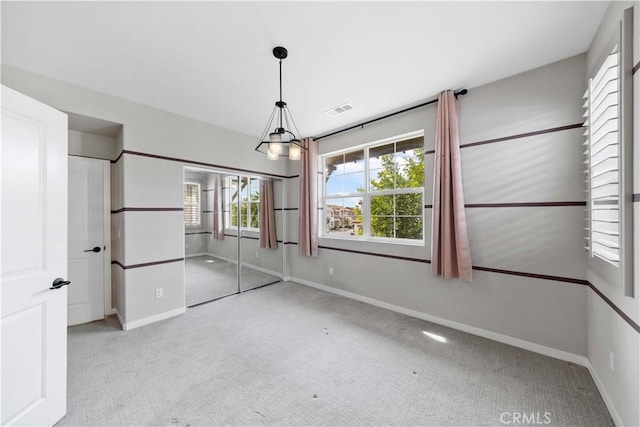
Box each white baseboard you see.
[586,361,623,426]
[119,306,186,331]
[241,262,282,279]
[185,252,210,258]
[187,252,282,279]
[289,277,588,367]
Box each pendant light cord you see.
[278,60,283,129]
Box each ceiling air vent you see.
[324,102,355,117]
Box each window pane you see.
[229,178,238,202]
[396,216,423,240]
[369,142,396,190]
[369,165,395,190]
[325,154,345,176]
[231,202,238,227]
[396,137,424,189]
[250,203,259,228]
[325,174,343,195]
[396,193,422,216]
[240,203,248,227]
[344,150,365,172]
[325,150,364,195]
[249,178,260,201]
[325,197,363,237]
[343,172,365,193]
[241,177,249,202]
[370,194,394,216]
[370,216,394,238]
[396,136,423,153]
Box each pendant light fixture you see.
[255,46,306,161]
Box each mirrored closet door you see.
[184,169,239,306]
[184,167,284,307]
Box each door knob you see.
[84,246,102,253]
[50,278,71,290]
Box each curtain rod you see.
[313,89,468,141]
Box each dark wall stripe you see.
[424,201,586,209]
[112,150,125,164]
[587,281,640,334]
[69,153,113,162]
[318,245,430,263]
[471,265,588,286]
[314,245,587,285]
[111,149,294,179]
[633,60,639,75]
[424,123,583,155]
[111,207,183,214]
[466,201,586,208]
[111,258,184,270]
[185,232,212,235]
[460,123,583,149]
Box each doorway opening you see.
[66,112,122,325]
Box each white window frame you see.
[225,176,260,233]
[320,130,425,245]
[183,182,201,227]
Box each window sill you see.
[320,234,425,247]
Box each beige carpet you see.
[59,282,613,426]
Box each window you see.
[226,176,260,231]
[583,7,633,297]
[184,182,201,226]
[321,132,424,243]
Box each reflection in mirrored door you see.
[238,177,284,291]
[184,169,239,306]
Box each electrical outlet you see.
[155,288,163,299]
[328,267,334,275]
[608,350,614,372]
[256,251,259,258]
[186,243,189,248]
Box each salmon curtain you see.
[212,174,224,240]
[431,90,472,282]
[259,179,278,249]
[298,138,318,257]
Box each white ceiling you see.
[1,1,608,139]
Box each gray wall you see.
[1,64,289,327]
[286,54,589,358]
[585,3,639,426]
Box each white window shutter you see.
[584,49,620,267]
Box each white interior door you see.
[1,85,68,426]
[68,157,105,326]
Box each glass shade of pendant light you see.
[288,143,301,160]
[254,46,307,161]
[267,149,279,160]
